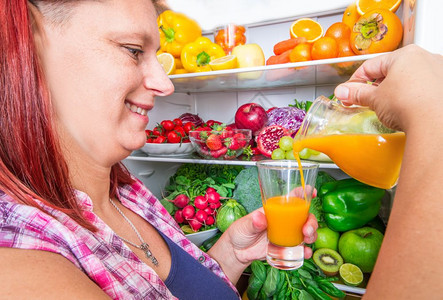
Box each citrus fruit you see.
[289,43,312,62]
[290,18,324,43]
[174,69,188,75]
[337,38,355,57]
[209,55,238,71]
[325,22,351,41]
[311,37,339,60]
[342,3,360,29]
[356,0,402,15]
[157,52,176,75]
[339,263,364,287]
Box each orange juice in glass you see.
[293,96,406,189]
[257,160,318,270]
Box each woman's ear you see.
[27,2,45,51]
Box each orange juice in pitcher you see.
[293,96,406,189]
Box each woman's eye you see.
[124,46,144,59]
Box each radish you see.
[203,206,214,216]
[182,205,195,220]
[194,195,208,209]
[209,201,221,210]
[174,210,185,224]
[188,219,202,231]
[173,194,190,208]
[206,187,217,194]
[195,210,208,223]
[206,191,220,203]
[205,215,215,226]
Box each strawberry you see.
[206,134,222,150]
[211,147,227,158]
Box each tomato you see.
[311,37,338,60]
[183,122,196,134]
[289,43,312,62]
[174,126,186,138]
[160,120,174,131]
[153,136,166,143]
[350,9,403,55]
[172,118,183,127]
[152,127,164,137]
[167,131,181,143]
[325,22,351,41]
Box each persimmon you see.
[342,3,360,30]
[350,9,403,55]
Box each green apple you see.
[314,225,340,251]
[338,227,384,273]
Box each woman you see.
[0,0,317,299]
[335,45,443,299]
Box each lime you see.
[157,52,176,75]
[278,136,294,151]
[181,225,195,234]
[209,55,238,71]
[339,263,364,287]
[271,148,286,160]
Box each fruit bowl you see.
[189,129,252,160]
[185,228,220,247]
[140,142,195,157]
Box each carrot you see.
[273,37,307,55]
[266,49,292,65]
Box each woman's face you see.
[36,0,174,167]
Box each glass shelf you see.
[126,150,339,169]
[170,53,383,93]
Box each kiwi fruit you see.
[313,248,344,276]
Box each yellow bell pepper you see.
[181,37,226,72]
[157,10,202,58]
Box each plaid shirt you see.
[0,178,239,299]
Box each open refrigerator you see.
[123,0,443,297]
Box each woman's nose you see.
[143,56,175,97]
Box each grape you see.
[271,148,286,160]
[278,136,294,151]
[285,150,296,160]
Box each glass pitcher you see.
[293,96,406,189]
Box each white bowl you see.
[140,142,195,157]
[186,228,219,247]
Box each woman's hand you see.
[334,44,443,132]
[208,209,318,284]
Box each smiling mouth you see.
[125,101,148,116]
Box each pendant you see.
[141,242,159,266]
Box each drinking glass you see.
[293,95,406,189]
[257,160,319,270]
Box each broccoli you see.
[232,166,262,213]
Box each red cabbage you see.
[266,107,306,135]
[179,113,204,127]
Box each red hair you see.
[0,0,134,230]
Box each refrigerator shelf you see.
[170,53,383,93]
[127,150,340,169]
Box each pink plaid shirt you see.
[0,178,238,299]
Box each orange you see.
[289,18,323,43]
[289,43,312,62]
[325,22,351,41]
[342,3,360,30]
[311,37,339,60]
[356,0,402,15]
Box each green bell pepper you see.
[320,178,385,232]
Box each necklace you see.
[109,198,159,267]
